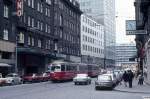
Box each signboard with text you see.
[16,0,23,17]
[126,20,147,35]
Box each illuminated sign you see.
[16,0,23,17]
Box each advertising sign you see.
[126,20,147,35]
[16,0,23,17]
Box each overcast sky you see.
[116,0,135,44]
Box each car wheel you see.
[74,82,77,85]
[89,81,91,84]
[11,80,15,85]
[95,87,98,90]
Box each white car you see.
[5,73,22,85]
[73,74,91,85]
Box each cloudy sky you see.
[116,0,135,44]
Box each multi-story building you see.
[78,0,116,68]
[0,0,82,75]
[53,0,82,63]
[81,14,104,66]
[0,0,16,76]
[116,43,138,71]
[135,0,150,84]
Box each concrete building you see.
[135,0,150,84]
[0,0,82,75]
[81,14,104,66]
[116,43,138,71]
[78,0,116,68]
[0,0,16,76]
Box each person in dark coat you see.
[122,71,128,87]
[127,70,134,88]
[138,74,144,85]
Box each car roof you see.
[77,74,88,76]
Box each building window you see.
[18,32,24,43]
[31,37,34,46]
[3,29,8,40]
[46,0,52,5]
[45,24,48,32]
[28,0,31,6]
[45,8,48,16]
[4,5,9,18]
[38,39,42,48]
[40,22,43,31]
[60,15,63,26]
[37,3,40,11]
[48,26,51,33]
[37,21,40,29]
[31,0,34,8]
[2,52,12,59]
[48,9,50,17]
[40,4,43,13]
[28,16,31,26]
[31,18,34,27]
[28,36,30,45]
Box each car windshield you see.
[51,65,61,72]
[98,75,112,81]
[6,74,14,77]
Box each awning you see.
[0,63,12,67]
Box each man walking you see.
[127,70,134,88]
[122,71,128,87]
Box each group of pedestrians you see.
[122,70,134,88]
[122,70,144,88]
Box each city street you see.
[0,79,149,99]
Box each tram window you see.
[66,65,71,71]
[61,65,65,71]
[51,66,61,71]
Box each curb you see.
[114,89,150,94]
[144,81,150,86]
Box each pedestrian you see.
[138,74,144,85]
[122,71,128,87]
[127,70,134,88]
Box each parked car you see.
[73,74,91,85]
[95,75,115,90]
[5,73,22,85]
[39,72,51,82]
[0,73,7,86]
[23,73,39,83]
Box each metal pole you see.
[15,27,18,73]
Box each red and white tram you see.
[48,61,100,81]
[87,64,100,77]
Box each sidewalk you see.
[114,79,150,94]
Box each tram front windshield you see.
[51,65,61,72]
